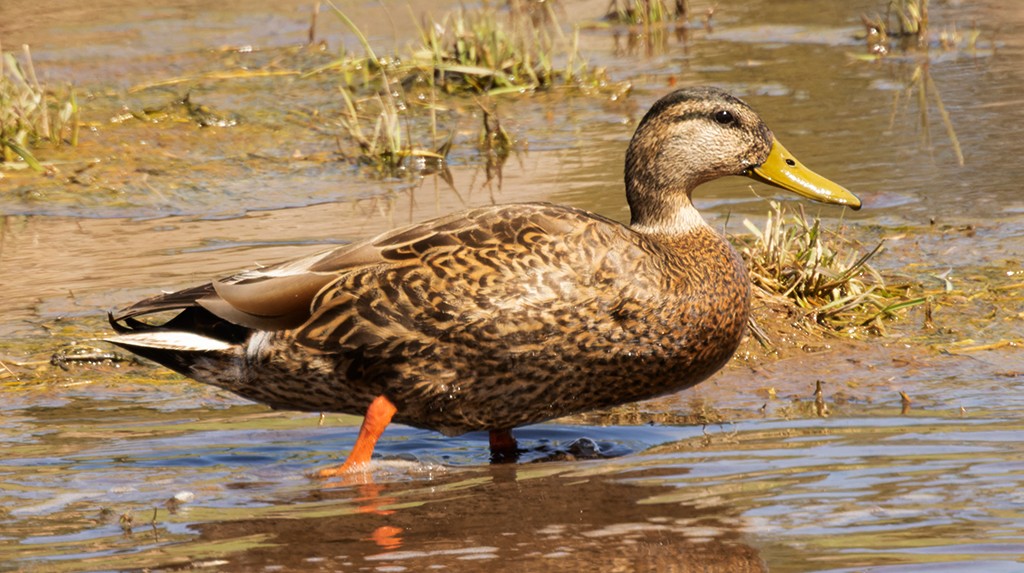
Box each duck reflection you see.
[183,463,766,572]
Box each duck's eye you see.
[713,110,735,125]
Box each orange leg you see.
[315,395,397,478]
[489,428,519,463]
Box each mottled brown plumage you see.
[107,87,860,471]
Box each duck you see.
[107,87,861,476]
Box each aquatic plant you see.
[860,0,929,54]
[411,1,620,94]
[737,201,924,338]
[412,7,571,94]
[477,100,513,159]
[316,1,614,97]
[334,86,450,178]
[859,0,980,56]
[873,0,929,48]
[0,43,79,171]
[475,99,515,187]
[315,3,451,177]
[605,0,687,26]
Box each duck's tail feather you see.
[107,304,249,378]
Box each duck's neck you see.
[626,177,709,236]
[624,132,712,236]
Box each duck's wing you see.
[110,202,628,338]
[108,249,343,333]
[286,203,642,354]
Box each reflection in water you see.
[188,464,765,572]
[881,60,966,166]
[610,23,692,59]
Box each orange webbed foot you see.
[313,395,397,479]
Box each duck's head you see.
[625,87,861,234]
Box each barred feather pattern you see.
[106,87,811,437]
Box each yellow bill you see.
[744,138,862,210]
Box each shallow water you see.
[2,0,1024,571]
[6,389,1024,572]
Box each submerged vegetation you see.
[0,43,79,171]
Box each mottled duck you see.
[108,87,861,476]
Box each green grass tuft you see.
[316,1,617,96]
[605,0,687,26]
